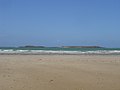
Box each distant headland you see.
[19,45,45,48]
[18,45,103,48]
[61,46,103,48]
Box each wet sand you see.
[0,55,120,90]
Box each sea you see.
[0,47,120,55]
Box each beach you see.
[0,55,120,90]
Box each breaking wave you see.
[0,49,120,55]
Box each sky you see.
[0,0,120,47]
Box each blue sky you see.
[0,0,120,47]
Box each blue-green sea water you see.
[0,47,120,55]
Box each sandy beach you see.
[0,55,120,90]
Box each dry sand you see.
[0,55,120,90]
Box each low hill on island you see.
[62,46,103,48]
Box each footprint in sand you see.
[49,80,54,83]
[37,59,42,61]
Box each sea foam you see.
[0,49,120,55]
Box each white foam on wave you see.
[0,49,120,54]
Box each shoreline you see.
[0,53,120,55]
[1,48,120,55]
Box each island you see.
[18,45,103,48]
[19,45,45,48]
[61,46,103,48]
